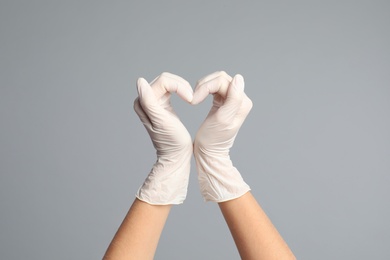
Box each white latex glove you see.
[133,72,193,205]
[192,71,253,202]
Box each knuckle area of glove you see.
[243,96,253,112]
[215,71,232,83]
[133,98,141,112]
[154,73,180,90]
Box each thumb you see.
[137,77,158,107]
[136,77,167,123]
[137,77,164,115]
[219,74,245,121]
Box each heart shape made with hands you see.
[133,71,253,204]
[134,70,253,144]
[134,70,253,160]
[135,71,250,109]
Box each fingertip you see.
[232,74,245,91]
[191,97,199,105]
[182,82,194,103]
[183,92,193,103]
[174,82,193,103]
[234,74,244,83]
[137,77,148,87]
[191,86,209,105]
[190,93,199,105]
[136,78,155,105]
[136,77,148,95]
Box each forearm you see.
[104,74,192,259]
[219,192,295,260]
[103,199,171,260]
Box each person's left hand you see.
[191,71,253,202]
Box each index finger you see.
[192,71,233,105]
[150,72,193,103]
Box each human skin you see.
[219,192,296,260]
[103,199,171,260]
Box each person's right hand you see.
[192,71,253,202]
[134,72,193,205]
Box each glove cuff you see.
[136,154,191,205]
[195,153,250,202]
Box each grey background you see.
[1,1,389,259]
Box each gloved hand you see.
[192,71,253,202]
[133,72,193,205]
